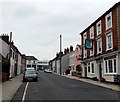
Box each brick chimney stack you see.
[66,48,69,53]
[70,45,73,52]
[1,34,9,44]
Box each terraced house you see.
[80,2,120,82]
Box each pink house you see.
[74,44,82,71]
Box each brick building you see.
[80,2,120,82]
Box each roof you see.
[25,56,38,60]
[76,44,82,49]
[80,2,120,35]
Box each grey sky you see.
[0,0,119,60]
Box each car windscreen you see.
[25,70,36,75]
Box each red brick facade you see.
[80,2,120,82]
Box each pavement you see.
[2,74,23,101]
[1,72,120,101]
[62,75,120,92]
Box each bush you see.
[92,77,98,81]
[100,78,106,82]
[65,68,71,75]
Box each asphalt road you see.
[11,71,119,101]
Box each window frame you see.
[97,38,102,54]
[83,47,87,58]
[90,26,94,39]
[83,32,87,44]
[106,32,113,51]
[90,62,95,74]
[90,44,94,56]
[96,20,102,35]
[105,12,112,30]
[104,58,117,74]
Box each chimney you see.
[66,48,69,53]
[1,34,9,44]
[56,53,59,57]
[59,51,63,56]
[64,48,67,54]
[70,45,73,52]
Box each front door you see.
[84,66,87,78]
[98,61,102,81]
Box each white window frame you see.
[90,44,94,56]
[90,26,94,39]
[83,47,87,58]
[97,38,102,54]
[96,20,102,35]
[106,32,113,51]
[105,12,112,30]
[83,32,87,44]
[104,58,117,74]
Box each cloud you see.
[0,0,119,59]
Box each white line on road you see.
[22,82,29,102]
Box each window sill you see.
[104,73,117,75]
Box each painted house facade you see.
[1,34,24,80]
[80,2,120,82]
[25,56,38,70]
[10,42,22,77]
[74,44,82,72]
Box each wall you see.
[74,45,81,71]
[0,38,9,58]
[69,51,75,70]
[17,53,22,74]
[61,53,69,73]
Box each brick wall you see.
[118,4,120,50]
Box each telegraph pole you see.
[8,32,12,79]
[60,35,62,75]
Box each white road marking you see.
[22,82,29,102]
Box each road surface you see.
[12,71,119,101]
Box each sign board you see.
[85,39,93,49]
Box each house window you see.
[105,12,112,30]
[90,27,94,38]
[84,47,87,58]
[106,32,113,50]
[91,63,94,74]
[104,58,116,74]
[114,59,116,73]
[83,32,87,44]
[88,63,90,73]
[97,38,102,54]
[96,21,102,35]
[90,44,94,56]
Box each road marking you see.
[22,82,29,102]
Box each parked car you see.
[23,70,38,82]
[26,67,37,74]
[44,69,52,73]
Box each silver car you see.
[23,70,38,82]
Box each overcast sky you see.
[0,0,119,60]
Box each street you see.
[11,71,119,101]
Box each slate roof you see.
[25,56,38,60]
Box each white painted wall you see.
[17,53,22,74]
[0,38,9,58]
